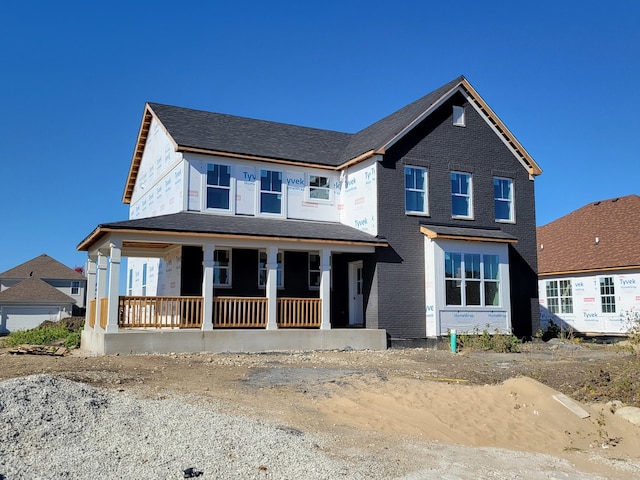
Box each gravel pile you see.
[0,374,382,480]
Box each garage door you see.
[0,306,61,334]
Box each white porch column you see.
[265,246,278,330]
[105,243,121,333]
[95,253,108,331]
[201,243,215,331]
[319,249,332,330]
[84,258,97,331]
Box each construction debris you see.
[9,345,68,356]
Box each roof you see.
[77,212,388,251]
[537,195,640,275]
[0,254,85,280]
[420,224,518,243]
[123,76,541,203]
[0,277,76,305]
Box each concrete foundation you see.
[81,328,388,355]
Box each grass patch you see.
[1,320,82,349]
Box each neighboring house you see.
[0,254,87,334]
[78,75,542,355]
[538,195,640,335]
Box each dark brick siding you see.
[372,92,539,339]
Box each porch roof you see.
[77,212,388,251]
[420,224,518,243]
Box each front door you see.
[348,261,364,325]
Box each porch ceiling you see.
[78,212,387,253]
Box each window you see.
[445,252,500,306]
[494,177,514,222]
[451,172,472,218]
[258,250,283,288]
[405,166,428,214]
[142,263,147,296]
[206,163,231,210]
[308,175,331,201]
[260,170,283,214]
[309,253,321,288]
[600,277,616,313]
[128,269,133,296]
[453,106,465,126]
[71,281,80,295]
[545,279,573,314]
[214,249,231,287]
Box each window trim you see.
[451,171,473,219]
[258,169,285,217]
[213,248,232,288]
[494,177,515,223]
[545,279,573,314]
[599,276,616,313]
[453,105,465,127]
[205,162,233,213]
[404,165,429,215]
[258,250,284,289]
[306,174,333,204]
[71,281,80,295]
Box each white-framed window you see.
[71,281,80,295]
[405,166,428,214]
[494,177,514,222]
[545,279,573,314]
[142,263,147,296]
[258,250,283,288]
[128,269,133,296]
[214,249,231,287]
[309,253,321,289]
[307,175,331,202]
[600,276,616,313]
[451,171,472,218]
[453,105,465,126]
[206,163,232,210]
[259,169,283,215]
[445,252,500,306]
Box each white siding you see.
[338,158,379,235]
[0,306,70,334]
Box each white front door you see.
[349,261,364,325]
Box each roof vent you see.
[612,197,619,202]
[595,237,600,245]
[540,244,544,250]
[593,201,601,206]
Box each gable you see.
[0,254,84,280]
[538,195,640,275]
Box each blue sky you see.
[1,0,638,274]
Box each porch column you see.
[319,249,331,330]
[95,253,108,331]
[201,243,215,331]
[265,246,278,330]
[105,242,121,333]
[84,258,97,331]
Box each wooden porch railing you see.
[88,299,96,328]
[278,297,321,328]
[118,296,203,328]
[99,298,108,329]
[213,296,267,328]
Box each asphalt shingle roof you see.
[0,277,76,304]
[537,195,640,274]
[82,212,387,248]
[421,223,518,242]
[0,254,85,280]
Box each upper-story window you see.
[71,281,80,295]
[451,171,473,218]
[405,166,428,214]
[307,175,331,202]
[206,163,231,210]
[260,169,283,215]
[494,177,514,222]
[453,106,465,126]
[214,249,231,287]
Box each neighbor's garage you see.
[0,306,63,334]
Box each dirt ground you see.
[2,339,640,479]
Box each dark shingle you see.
[0,277,76,304]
